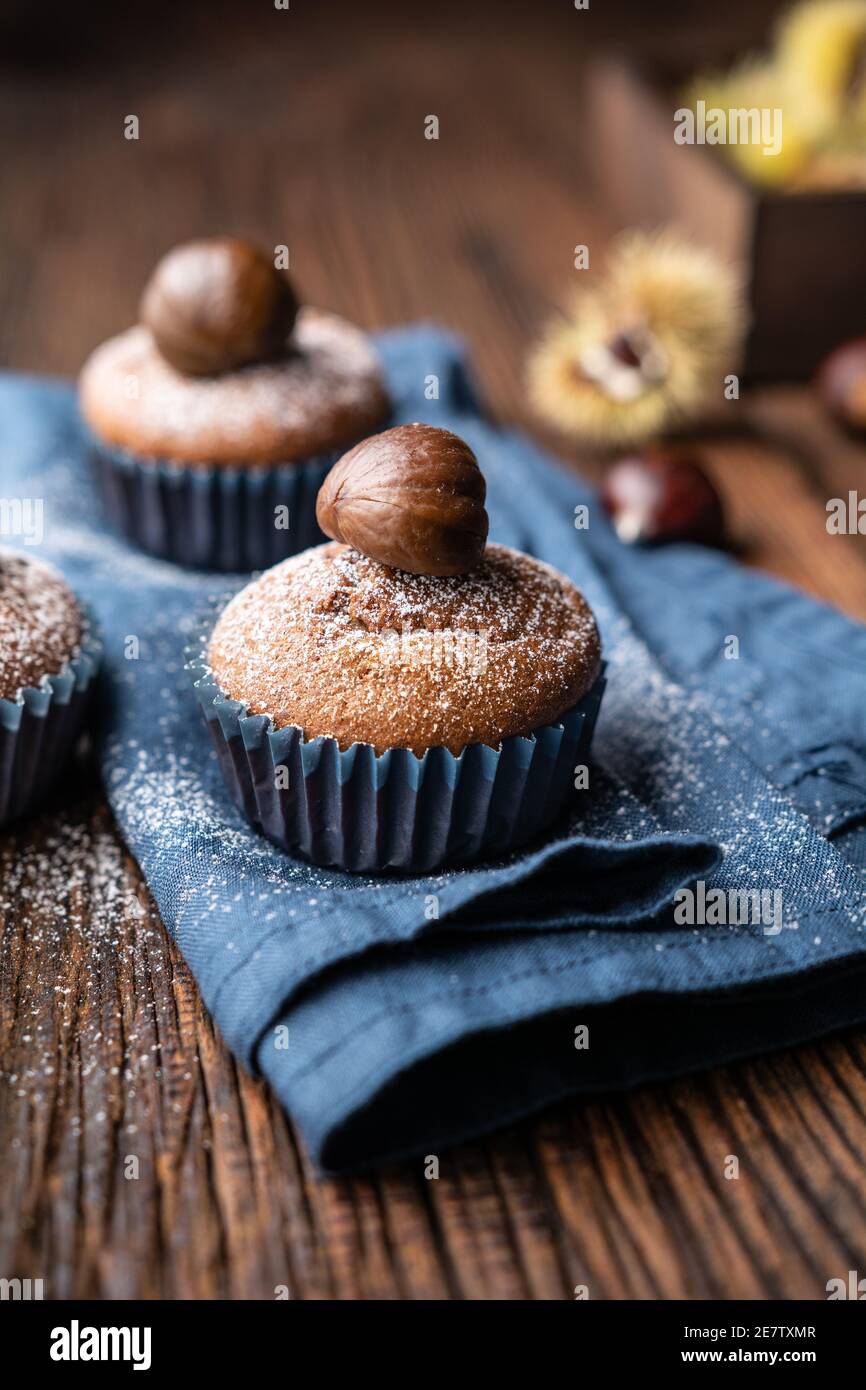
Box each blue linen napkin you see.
[1,327,864,1172]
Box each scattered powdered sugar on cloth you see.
[595,623,863,938]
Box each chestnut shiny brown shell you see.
[315,423,489,576]
[140,238,298,376]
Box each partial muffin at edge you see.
[0,548,85,702]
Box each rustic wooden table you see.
[1,2,864,1299]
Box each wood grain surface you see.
[1,0,864,1299]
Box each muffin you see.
[0,548,101,826]
[190,424,604,872]
[79,238,390,572]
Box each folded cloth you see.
[1,328,864,1173]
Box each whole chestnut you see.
[601,450,725,546]
[815,337,866,432]
[140,237,298,376]
[316,423,489,576]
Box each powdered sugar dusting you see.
[208,541,602,755]
[0,546,84,701]
[79,308,389,465]
[595,622,866,939]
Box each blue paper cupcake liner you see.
[187,612,606,874]
[0,621,102,828]
[90,437,341,572]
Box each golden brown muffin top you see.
[0,549,84,702]
[207,542,602,756]
[78,308,390,467]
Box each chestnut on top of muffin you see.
[316,422,489,576]
[207,422,602,757]
[197,422,604,871]
[79,237,391,570]
[209,421,602,752]
[80,237,390,467]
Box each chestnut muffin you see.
[79,237,390,572]
[0,548,101,826]
[191,424,605,873]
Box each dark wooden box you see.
[585,58,866,383]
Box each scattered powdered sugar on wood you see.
[0,804,157,1115]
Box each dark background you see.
[0,0,784,388]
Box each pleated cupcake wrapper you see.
[91,437,341,572]
[0,625,102,828]
[188,617,606,873]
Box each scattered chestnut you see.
[316,423,489,576]
[600,450,725,547]
[815,337,866,432]
[140,237,298,376]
